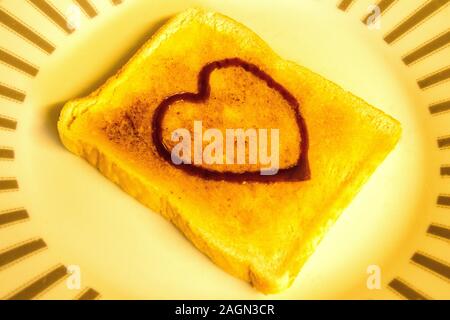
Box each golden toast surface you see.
[58,8,401,293]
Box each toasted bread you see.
[58,8,401,293]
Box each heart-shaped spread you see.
[152,58,310,182]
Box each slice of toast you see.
[58,8,401,293]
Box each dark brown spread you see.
[151,58,310,183]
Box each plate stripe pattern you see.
[0,0,126,300]
[27,0,73,34]
[76,288,100,300]
[0,178,18,192]
[356,0,450,299]
[429,100,450,114]
[0,8,55,53]
[0,239,47,270]
[361,0,397,24]
[0,83,26,102]
[0,48,39,76]
[0,116,17,131]
[0,147,14,160]
[411,252,450,280]
[384,0,450,44]
[5,264,68,300]
[437,195,450,207]
[388,278,429,300]
[417,67,450,89]
[73,0,98,18]
[0,209,29,227]
[427,224,450,240]
[338,0,355,11]
[438,136,450,149]
[402,30,450,65]
[441,165,450,176]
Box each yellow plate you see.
[0,0,449,299]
